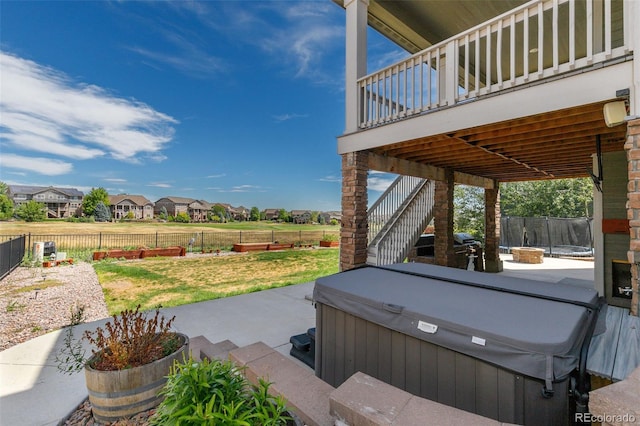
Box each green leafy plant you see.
[321,233,339,242]
[68,303,86,326]
[6,300,26,313]
[56,305,180,374]
[151,357,292,425]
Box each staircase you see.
[367,176,435,266]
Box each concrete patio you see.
[1,255,636,426]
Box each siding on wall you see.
[603,151,631,308]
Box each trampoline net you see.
[500,217,593,257]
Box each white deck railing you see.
[358,0,630,129]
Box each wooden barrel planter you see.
[84,333,189,423]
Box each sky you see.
[0,0,405,212]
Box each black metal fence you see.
[0,235,26,280]
[0,230,340,258]
[500,216,593,257]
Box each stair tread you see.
[190,336,238,361]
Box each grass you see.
[94,248,339,314]
[5,300,26,313]
[0,220,339,235]
[1,280,64,301]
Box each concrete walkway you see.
[0,256,594,426]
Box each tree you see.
[15,200,47,222]
[0,194,13,220]
[451,178,593,240]
[212,205,227,222]
[0,181,8,195]
[94,202,111,222]
[500,178,593,217]
[310,211,319,223]
[453,185,485,240]
[82,187,110,217]
[277,209,290,222]
[159,206,168,220]
[250,207,260,221]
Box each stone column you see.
[434,170,456,267]
[484,182,504,272]
[625,118,640,316]
[340,151,369,271]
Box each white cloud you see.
[368,172,396,192]
[127,45,226,79]
[0,52,178,171]
[182,2,343,84]
[147,182,172,188]
[231,184,260,192]
[104,178,127,183]
[284,3,334,19]
[206,173,226,178]
[318,174,341,183]
[369,49,410,71]
[273,113,308,122]
[0,153,73,176]
[215,184,265,193]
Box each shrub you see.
[151,357,292,425]
[56,305,180,373]
[15,200,47,222]
[175,212,190,223]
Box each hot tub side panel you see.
[315,303,572,426]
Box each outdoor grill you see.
[313,263,605,425]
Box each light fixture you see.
[603,101,627,127]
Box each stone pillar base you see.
[484,259,504,273]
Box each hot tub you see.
[313,263,604,425]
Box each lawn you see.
[0,220,339,235]
[94,248,339,314]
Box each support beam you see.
[367,151,495,188]
[625,118,640,316]
[340,151,369,271]
[447,135,555,178]
[484,183,504,273]
[434,170,456,267]
[344,0,368,134]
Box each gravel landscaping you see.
[0,262,109,352]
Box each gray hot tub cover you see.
[314,263,604,392]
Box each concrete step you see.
[189,335,238,362]
[230,341,335,426]
[229,341,514,426]
[330,372,509,426]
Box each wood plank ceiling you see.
[371,101,628,182]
